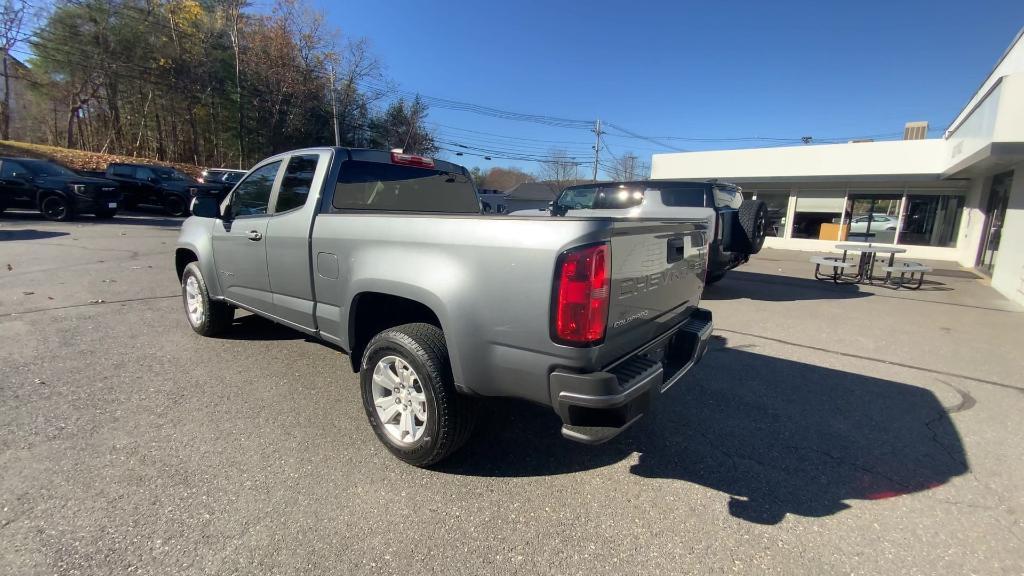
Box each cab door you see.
[265,152,331,330]
[210,159,284,314]
[0,160,34,206]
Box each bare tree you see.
[607,152,650,181]
[537,148,582,194]
[0,0,27,141]
[480,166,535,191]
[221,0,250,167]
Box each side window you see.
[111,164,134,177]
[1,161,27,178]
[134,167,154,180]
[660,186,707,207]
[224,172,243,184]
[273,155,320,213]
[232,161,280,217]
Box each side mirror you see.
[190,195,225,219]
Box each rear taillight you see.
[391,152,435,169]
[553,243,610,345]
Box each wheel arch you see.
[347,291,448,374]
[175,248,199,280]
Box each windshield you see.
[556,186,645,211]
[22,160,77,178]
[155,168,196,183]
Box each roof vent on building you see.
[903,121,929,140]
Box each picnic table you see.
[834,243,907,284]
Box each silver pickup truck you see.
[175,148,714,466]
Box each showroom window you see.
[845,191,903,244]
[750,190,789,237]
[792,190,845,239]
[899,193,965,247]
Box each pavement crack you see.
[0,294,179,317]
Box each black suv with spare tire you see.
[542,180,767,284]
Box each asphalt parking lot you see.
[2,211,1024,575]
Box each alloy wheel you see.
[371,355,428,444]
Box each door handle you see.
[666,237,686,263]
[247,230,263,241]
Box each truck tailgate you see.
[598,217,711,366]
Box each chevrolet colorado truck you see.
[518,181,767,284]
[175,148,714,466]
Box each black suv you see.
[0,157,121,221]
[102,163,218,216]
[199,168,246,194]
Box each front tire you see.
[181,262,234,336]
[40,194,73,222]
[164,195,188,217]
[360,323,477,467]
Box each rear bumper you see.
[549,308,713,444]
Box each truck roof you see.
[264,147,471,176]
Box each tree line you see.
[5,0,437,168]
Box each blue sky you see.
[314,0,1023,176]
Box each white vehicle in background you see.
[849,213,899,233]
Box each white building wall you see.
[990,163,1024,305]
[651,140,947,181]
[957,176,991,267]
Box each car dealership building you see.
[651,28,1024,306]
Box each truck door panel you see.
[210,160,283,313]
[265,152,331,331]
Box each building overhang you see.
[716,173,946,184]
[943,142,1024,178]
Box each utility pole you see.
[591,118,602,182]
[329,64,340,147]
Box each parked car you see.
[100,163,219,216]
[199,168,247,194]
[0,157,121,221]
[176,148,714,466]
[514,180,767,284]
[849,213,898,233]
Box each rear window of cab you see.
[332,160,479,213]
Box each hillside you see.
[0,141,210,178]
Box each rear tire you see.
[736,200,767,254]
[360,323,478,467]
[164,195,188,217]
[40,194,73,222]
[181,262,234,336]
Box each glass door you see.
[977,171,1013,275]
[845,192,903,243]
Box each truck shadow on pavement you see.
[702,271,871,301]
[440,335,969,526]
